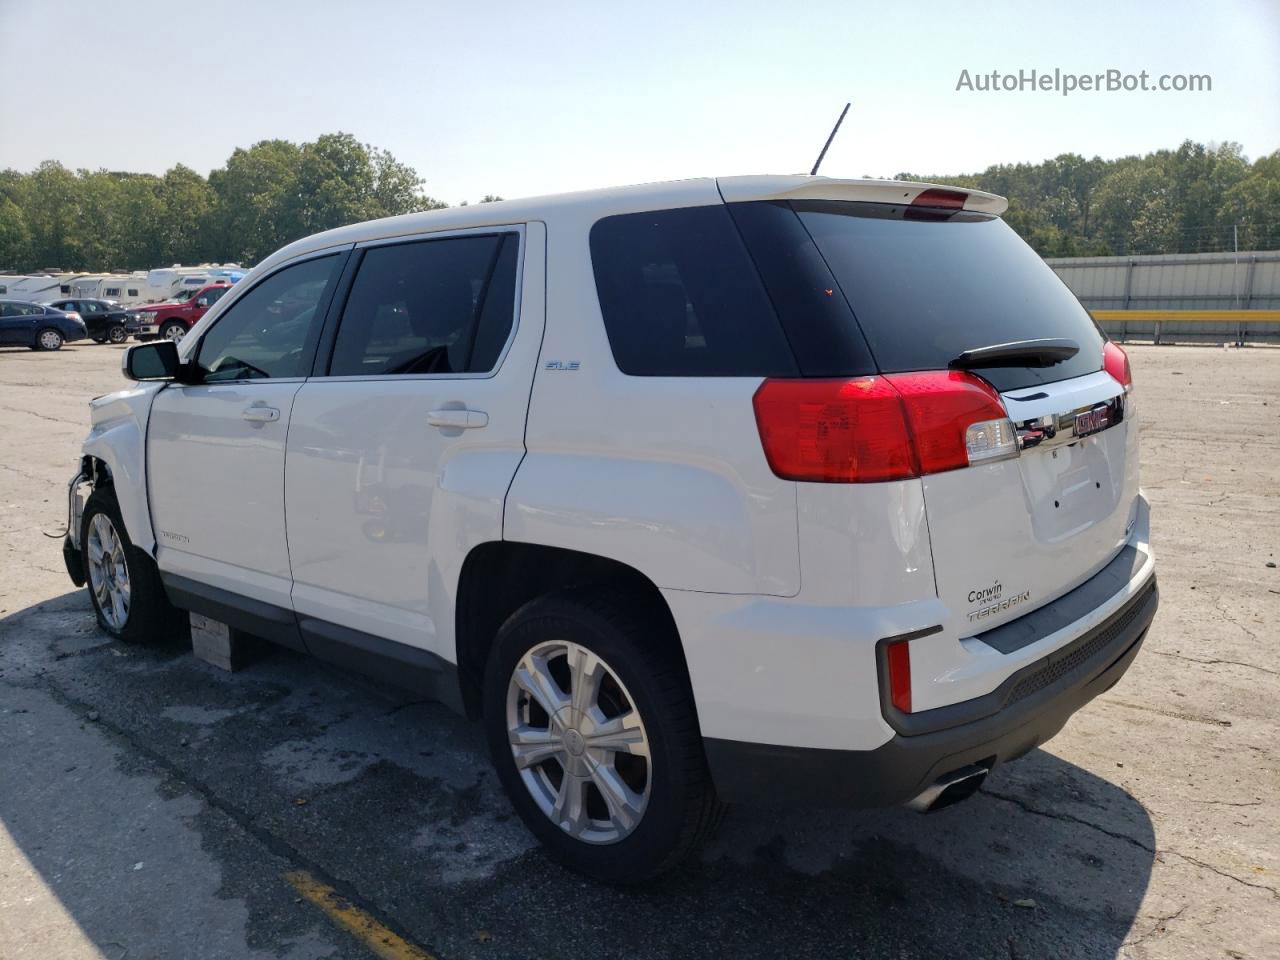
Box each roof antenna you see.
[809,102,850,176]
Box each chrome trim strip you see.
[67,469,88,548]
[1013,393,1125,452]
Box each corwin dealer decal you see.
[967,579,1031,623]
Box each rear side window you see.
[590,205,797,377]
[791,200,1105,391]
[328,233,518,377]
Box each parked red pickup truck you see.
[131,283,232,342]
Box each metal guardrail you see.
[1091,310,1280,346]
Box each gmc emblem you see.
[1074,406,1111,438]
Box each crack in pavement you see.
[983,789,1154,852]
[1187,798,1263,808]
[1159,850,1280,899]
[1213,598,1260,642]
[985,790,1280,901]
[1106,699,1233,727]
[1149,649,1278,677]
[0,460,54,484]
[1123,904,1187,949]
[0,405,83,427]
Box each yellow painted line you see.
[286,871,438,960]
[1091,310,1280,323]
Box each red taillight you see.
[1103,341,1132,390]
[752,371,1015,483]
[885,639,912,713]
[751,377,916,483]
[910,188,967,210]
[886,371,1011,475]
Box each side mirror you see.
[123,340,181,381]
[196,297,209,307]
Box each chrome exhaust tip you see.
[907,764,990,813]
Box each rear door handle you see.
[427,408,488,429]
[242,405,280,423]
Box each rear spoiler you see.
[717,175,1009,216]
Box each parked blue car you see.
[0,300,89,350]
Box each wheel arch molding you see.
[453,541,690,721]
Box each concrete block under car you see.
[189,613,268,671]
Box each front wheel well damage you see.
[454,542,688,720]
[80,455,114,489]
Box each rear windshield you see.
[789,200,1105,391]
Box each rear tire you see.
[35,328,64,351]
[80,488,182,643]
[483,589,724,883]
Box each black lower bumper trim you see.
[63,535,86,587]
[705,576,1157,808]
[159,571,465,713]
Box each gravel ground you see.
[0,341,1276,960]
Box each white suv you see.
[61,175,1158,882]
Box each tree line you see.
[1,135,1276,274]
[0,132,500,275]
[898,140,1280,257]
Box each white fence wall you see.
[1047,250,1280,311]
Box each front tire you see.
[107,325,128,344]
[160,321,186,342]
[80,489,181,642]
[483,589,723,883]
[35,328,64,351]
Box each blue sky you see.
[1,0,1277,204]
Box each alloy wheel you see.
[506,640,651,844]
[163,324,186,342]
[108,326,127,343]
[86,513,130,630]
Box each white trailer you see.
[84,273,149,305]
[143,264,247,302]
[0,274,67,300]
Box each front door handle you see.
[427,408,488,429]
[242,405,280,423]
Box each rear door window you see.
[327,232,519,377]
[590,205,798,377]
[789,200,1105,391]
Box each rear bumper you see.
[704,575,1157,807]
